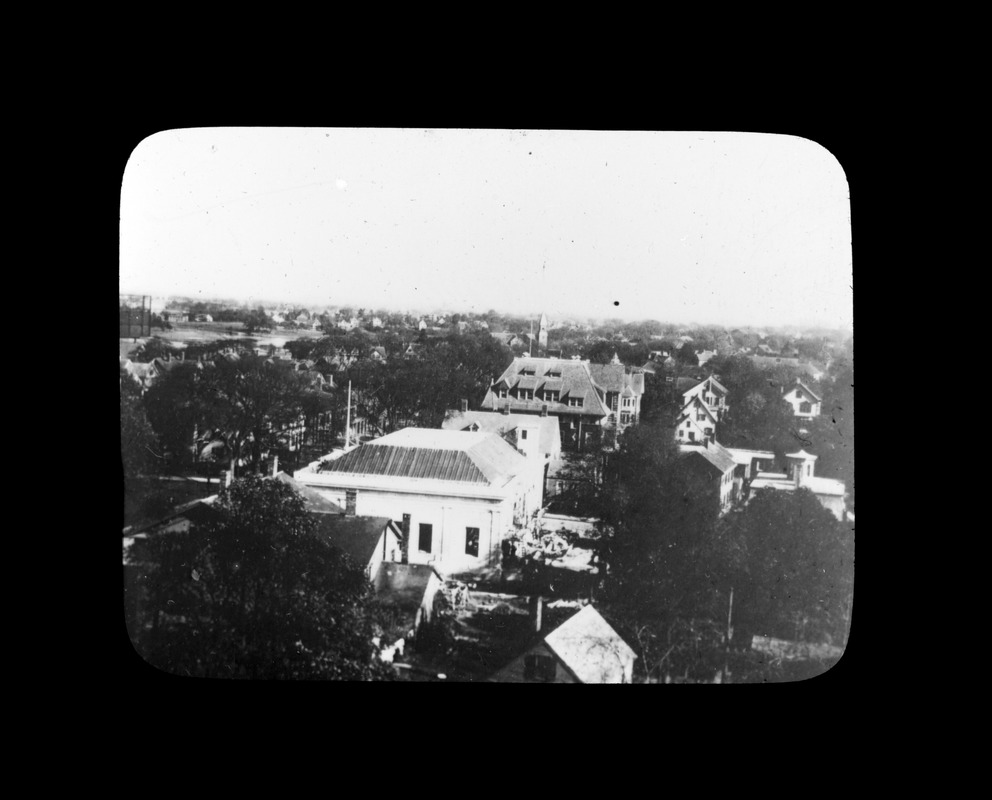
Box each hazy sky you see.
[120,128,852,330]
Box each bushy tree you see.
[132,337,179,363]
[597,423,728,678]
[142,361,207,467]
[131,475,393,680]
[722,487,854,646]
[121,385,159,483]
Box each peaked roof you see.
[313,514,395,566]
[677,395,718,425]
[542,605,636,684]
[273,472,346,513]
[790,379,822,402]
[679,441,737,474]
[482,357,611,417]
[318,428,527,486]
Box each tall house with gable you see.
[482,356,644,451]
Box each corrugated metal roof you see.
[319,428,526,485]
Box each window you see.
[799,401,812,413]
[569,397,583,408]
[521,390,534,400]
[796,390,803,398]
[524,653,556,682]
[465,527,479,557]
[521,368,536,376]
[520,429,528,440]
[546,370,561,378]
[418,523,433,553]
[544,390,559,402]
[498,389,508,399]
[689,431,696,442]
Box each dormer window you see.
[544,390,559,402]
[546,369,561,378]
[568,397,583,408]
[520,367,536,376]
[498,389,508,399]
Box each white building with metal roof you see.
[294,428,545,574]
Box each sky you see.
[120,128,852,330]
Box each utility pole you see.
[344,379,352,449]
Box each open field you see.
[121,323,326,353]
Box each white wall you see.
[304,487,509,573]
[784,386,821,418]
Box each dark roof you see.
[313,514,394,566]
[680,442,736,474]
[482,357,610,417]
[274,472,345,513]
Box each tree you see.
[132,337,179,363]
[721,487,854,646]
[676,342,699,366]
[131,475,394,680]
[142,361,207,468]
[243,308,274,334]
[121,385,159,483]
[596,423,730,679]
[197,356,312,474]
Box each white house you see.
[783,380,822,419]
[294,428,545,574]
[749,449,848,521]
[441,405,562,471]
[679,440,739,515]
[675,395,719,444]
[680,375,729,421]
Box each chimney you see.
[461,398,469,413]
[401,514,411,564]
[271,454,279,477]
[541,403,548,417]
[502,402,510,415]
[530,595,543,633]
[345,489,357,516]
